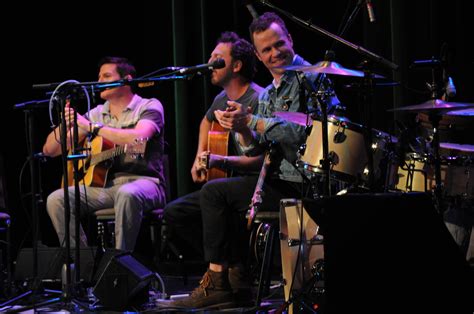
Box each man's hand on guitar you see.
[198,151,229,171]
[192,151,230,183]
[191,151,209,183]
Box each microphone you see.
[243,0,259,19]
[445,76,456,98]
[440,42,456,99]
[366,0,376,23]
[409,58,441,69]
[13,99,50,110]
[178,58,225,75]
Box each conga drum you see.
[280,199,324,313]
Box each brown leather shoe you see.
[169,269,235,309]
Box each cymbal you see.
[388,99,474,113]
[440,142,474,153]
[279,60,385,78]
[273,111,309,126]
[445,108,474,117]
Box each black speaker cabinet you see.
[303,192,473,313]
[93,253,154,310]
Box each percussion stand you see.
[297,70,331,197]
[426,63,446,213]
[317,90,331,197]
[426,112,445,212]
[412,61,446,212]
[360,61,376,190]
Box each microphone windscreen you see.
[212,58,225,69]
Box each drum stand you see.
[426,112,445,212]
[297,68,332,197]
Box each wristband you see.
[91,122,104,137]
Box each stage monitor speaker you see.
[14,247,117,283]
[93,252,154,310]
[304,192,473,313]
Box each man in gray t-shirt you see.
[163,32,263,305]
[43,57,166,252]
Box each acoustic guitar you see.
[63,136,147,187]
[201,121,230,181]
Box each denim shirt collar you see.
[270,54,309,92]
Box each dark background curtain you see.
[2,0,472,253]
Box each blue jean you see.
[46,176,166,251]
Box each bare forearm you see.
[212,154,264,172]
[95,126,144,145]
[43,127,87,157]
[195,118,212,159]
[227,155,264,172]
[94,119,158,146]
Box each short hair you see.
[216,31,256,82]
[249,12,290,43]
[98,56,136,79]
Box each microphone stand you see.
[8,90,90,314]
[0,102,62,311]
[58,93,74,302]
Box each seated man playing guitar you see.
[43,56,166,252]
[163,31,263,305]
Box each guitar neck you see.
[90,145,127,166]
[253,154,271,198]
[247,152,271,230]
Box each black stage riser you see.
[304,192,474,314]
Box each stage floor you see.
[1,260,288,313]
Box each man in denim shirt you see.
[169,12,339,309]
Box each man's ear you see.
[254,49,262,62]
[287,33,294,47]
[233,60,243,73]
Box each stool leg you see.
[107,221,115,248]
[97,221,106,250]
[256,222,276,307]
[150,222,161,265]
[7,223,11,294]
[160,223,187,285]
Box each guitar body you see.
[206,121,229,181]
[64,136,114,188]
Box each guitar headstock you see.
[126,138,148,159]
